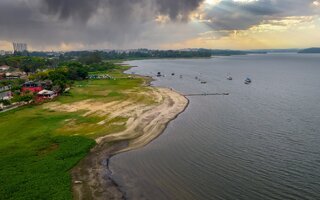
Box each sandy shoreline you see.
[71,87,189,200]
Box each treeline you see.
[0,53,116,75]
[64,49,212,60]
[0,56,58,74]
[62,49,257,60]
[29,61,116,92]
[30,62,88,92]
[298,48,320,54]
[0,53,117,93]
[1,49,255,66]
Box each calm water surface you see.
[110,54,320,200]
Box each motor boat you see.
[245,78,252,84]
[227,76,233,80]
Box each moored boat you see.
[245,78,252,84]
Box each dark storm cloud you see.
[154,0,204,20]
[5,0,192,46]
[41,0,204,22]
[42,0,101,21]
[0,0,204,49]
[0,0,318,49]
[204,0,318,31]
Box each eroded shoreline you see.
[71,87,189,200]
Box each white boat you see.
[245,78,252,84]
[227,76,233,80]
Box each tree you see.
[78,51,102,65]
[48,68,68,92]
[64,62,88,80]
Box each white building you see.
[13,42,28,52]
[0,65,10,71]
[0,50,5,56]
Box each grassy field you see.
[0,65,151,199]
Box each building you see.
[4,51,13,55]
[0,85,12,101]
[5,71,26,79]
[0,91,12,100]
[21,81,43,93]
[0,65,10,71]
[0,50,5,56]
[13,42,28,52]
[0,73,5,80]
[0,85,11,93]
[37,90,57,101]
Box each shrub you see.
[0,99,11,106]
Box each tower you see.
[13,42,28,52]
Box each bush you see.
[12,94,34,103]
[0,99,11,106]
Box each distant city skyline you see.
[0,0,319,51]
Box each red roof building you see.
[21,81,43,93]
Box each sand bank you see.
[70,87,188,200]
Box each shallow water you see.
[110,54,320,200]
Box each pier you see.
[184,93,229,97]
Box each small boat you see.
[171,73,175,76]
[195,76,198,80]
[180,75,183,78]
[201,81,207,84]
[227,76,233,80]
[157,72,162,77]
[245,78,252,84]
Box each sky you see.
[0,0,319,51]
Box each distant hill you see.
[298,48,320,54]
[247,49,300,53]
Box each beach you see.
[66,87,189,199]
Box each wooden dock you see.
[184,93,229,97]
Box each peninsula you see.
[0,63,188,199]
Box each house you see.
[21,81,43,93]
[0,65,10,71]
[0,85,11,92]
[37,90,57,101]
[5,71,26,79]
[0,73,5,80]
[0,91,12,100]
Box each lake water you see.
[110,54,320,200]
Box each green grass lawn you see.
[0,106,95,200]
[0,67,151,200]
